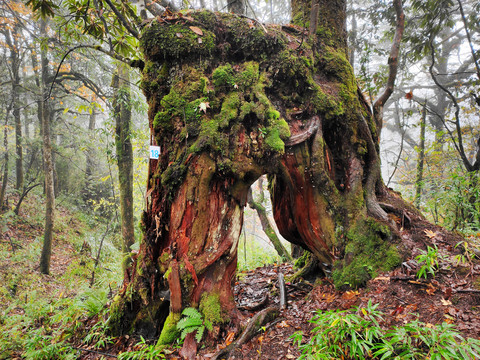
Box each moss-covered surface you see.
[332,217,402,289]
[199,292,227,325]
[156,312,181,346]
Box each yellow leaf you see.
[424,229,437,238]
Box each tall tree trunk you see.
[108,2,412,345]
[415,101,427,208]
[4,27,23,191]
[0,99,13,210]
[39,20,55,275]
[83,110,97,202]
[112,64,135,268]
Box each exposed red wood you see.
[168,259,182,314]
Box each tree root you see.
[212,307,279,360]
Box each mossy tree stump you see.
[108,5,413,346]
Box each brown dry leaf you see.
[405,90,413,100]
[257,335,264,344]
[426,284,436,295]
[424,229,437,238]
[175,33,184,38]
[276,320,289,328]
[322,293,335,303]
[373,276,390,281]
[425,323,435,328]
[189,26,203,36]
[286,355,296,359]
[225,331,235,346]
[342,290,359,300]
[441,298,452,306]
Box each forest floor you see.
[1,195,480,359]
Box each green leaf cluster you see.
[292,300,480,359]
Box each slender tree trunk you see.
[39,20,55,275]
[0,100,13,210]
[415,101,426,208]
[247,180,292,263]
[4,27,23,191]
[83,110,97,202]
[112,63,135,268]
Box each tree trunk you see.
[83,110,97,203]
[108,3,414,344]
[4,27,24,192]
[0,100,13,210]
[112,63,135,269]
[39,20,55,275]
[415,101,427,208]
[247,180,292,263]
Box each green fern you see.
[176,307,212,343]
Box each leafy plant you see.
[416,245,443,279]
[454,240,477,266]
[176,307,212,343]
[291,300,383,359]
[292,301,480,360]
[118,336,166,360]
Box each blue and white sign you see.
[149,145,161,159]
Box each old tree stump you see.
[108,5,418,349]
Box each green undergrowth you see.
[0,194,123,359]
[237,232,288,273]
[292,300,480,360]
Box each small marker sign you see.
[150,145,160,159]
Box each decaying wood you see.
[278,272,287,309]
[212,307,279,360]
[284,116,320,146]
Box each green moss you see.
[213,64,235,90]
[216,92,241,128]
[141,22,216,61]
[236,61,260,90]
[264,128,285,153]
[332,217,402,289]
[157,312,181,345]
[294,251,309,269]
[199,292,227,325]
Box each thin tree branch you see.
[103,0,139,38]
[457,0,480,80]
[428,38,472,171]
[373,0,405,131]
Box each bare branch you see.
[457,0,480,80]
[373,0,405,131]
[428,39,473,171]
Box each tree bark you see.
[39,20,55,275]
[112,63,135,269]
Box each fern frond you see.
[177,317,203,330]
[195,327,204,342]
[181,307,202,319]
